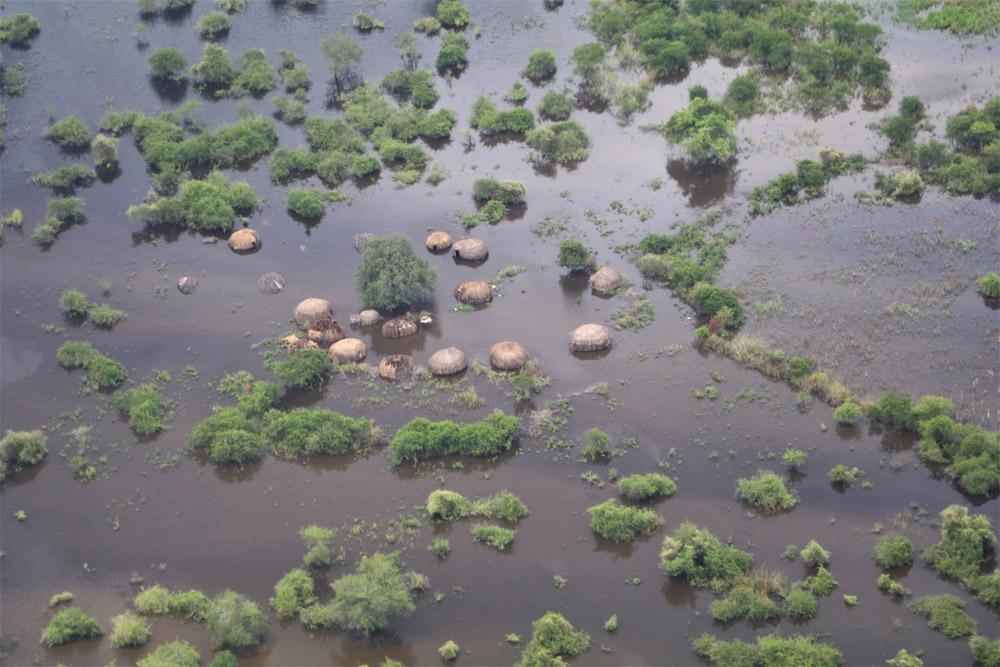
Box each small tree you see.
[395,32,420,70]
[320,33,363,98]
[149,47,187,80]
[357,235,436,312]
[557,237,595,272]
[329,552,415,634]
[205,590,267,650]
[523,49,557,84]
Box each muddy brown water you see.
[1,1,998,666]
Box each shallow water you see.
[1,1,998,666]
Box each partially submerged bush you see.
[45,116,92,148]
[60,289,89,316]
[909,595,977,639]
[518,612,590,667]
[206,590,268,649]
[1,430,49,481]
[969,635,1000,667]
[693,633,842,667]
[300,524,336,568]
[137,640,200,667]
[828,464,861,485]
[526,120,590,165]
[523,48,557,84]
[40,607,102,646]
[197,10,230,38]
[659,522,752,588]
[557,237,596,272]
[56,341,126,389]
[262,408,381,458]
[800,540,831,567]
[923,505,996,584]
[270,568,316,619]
[273,348,329,389]
[473,524,516,550]
[617,473,676,501]
[978,272,1000,298]
[470,97,535,135]
[187,407,261,466]
[439,639,461,661]
[782,448,807,470]
[436,33,469,72]
[110,611,151,648]
[357,236,436,313]
[329,552,414,634]
[33,166,96,191]
[286,188,326,219]
[427,489,529,522]
[537,90,573,121]
[660,98,737,167]
[690,282,746,332]
[388,411,519,465]
[710,583,781,622]
[580,427,611,461]
[472,178,525,205]
[874,535,914,569]
[736,471,797,513]
[588,499,661,542]
[877,572,911,597]
[88,304,127,329]
[834,400,862,425]
[0,13,41,45]
[115,385,168,436]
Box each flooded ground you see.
[1,1,998,666]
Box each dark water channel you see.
[1,1,998,665]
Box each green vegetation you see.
[874,535,914,569]
[690,282,746,333]
[127,172,261,233]
[709,582,781,622]
[270,568,316,619]
[60,289,89,316]
[580,427,611,461]
[557,237,596,272]
[357,236,436,313]
[617,473,676,501]
[326,552,414,634]
[0,430,47,483]
[87,304,127,328]
[527,120,590,165]
[427,489,529,522]
[0,13,41,45]
[40,607,102,646]
[300,524,336,568]
[806,566,838,596]
[44,116,91,148]
[969,635,1000,667]
[661,97,737,168]
[110,611,151,648]
[56,341,126,389]
[353,12,384,31]
[439,640,461,661]
[91,134,118,168]
[388,411,519,465]
[115,385,168,436]
[263,408,381,459]
[537,90,573,121]
[923,505,997,604]
[834,401,863,425]
[693,633,842,667]
[909,595,977,638]
[272,348,329,389]
[382,69,438,108]
[750,149,866,216]
[437,33,469,72]
[414,16,441,35]
[505,81,529,104]
[517,612,590,667]
[877,572,912,597]
[659,522,752,588]
[286,188,326,219]
[205,590,267,649]
[801,540,831,567]
[187,407,262,466]
[430,538,450,558]
[472,524,516,550]
[828,464,861,485]
[470,97,535,136]
[736,471,797,513]
[523,48,557,84]
[33,166,96,191]
[588,499,661,542]
[978,272,1000,298]
[473,179,525,205]
[49,592,74,607]
[902,0,1000,35]
[782,448,807,470]
[274,97,307,124]
[137,641,200,667]
[198,11,231,38]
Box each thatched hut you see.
[378,354,413,381]
[382,317,418,338]
[358,309,383,327]
[176,276,198,295]
[589,266,624,295]
[453,238,488,262]
[294,298,333,328]
[454,281,493,305]
[306,317,346,346]
[281,334,318,352]
[426,231,453,251]
[428,347,468,376]
[490,341,528,371]
[329,338,367,363]
[257,272,285,295]
[569,323,612,352]
[227,228,262,253]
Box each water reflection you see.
[666,159,738,208]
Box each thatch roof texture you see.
[358,309,384,327]
[306,317,346,346]
[452,238,488,261]
[428,347,468,376]
[454,281,493,305]
[329,338,367,363]
[569,323,612,352]
[426,231,453,251]
[294,298,333,328]
[382,317,418,338]
[257,272,285,295]
[589,266,624,295]
[490,341,528,371]
[281,334,318,352]
[176,276,198,295]
[227,228,261,253]
[378,354,413,381]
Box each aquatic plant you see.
[472,179,525,205]
[115,385,168,436]
[33,166,96,191]
[191,43,236,89]
[436,0,470,28]
[526,120,590,165]
[137,640,200,667]
[44,116,91,148]
[436,33,469,72]
[617,473,676,501]
[56,341,126,389]
[569,42,606,104]
[40,608,102,646]
[472,524,516,550]
[660,97,737,168]
[523,48,557,84]
[709,583,782,622]
[505,81,529,104]
[110,611,151,648]
[197,11,230,39]
[272,348,330,389]
[439,640,460,661]
[828,464,861,485]
[300,524,335,568]
[659,522,753,588]
[430,538,450,558]
[353,12,384,31]
[0,13,41,45]
[286,188,326,219]
[517,612,590,667]
[806,566,838,597]
[205,590,267,649]
[909,595,977,638]
[537,90,572,121]
[923,505,996,584]
[470,97,534,135]
[800,540,831,567]
[905,0,1000,35]
[270,568,316,619]
[389,411,520,465]
[382,68,438,108]
[978,272,1000,298]
[0,430,47,483]
[588,499,661,542]
[782,448,807,470]
[834,401,862,425]
[969,635,1000,667]
[693,633,842,667]
[59,289,89,316]
[262,408,381,458]
[232,49,276,96]
[321,33,363,97]
[874,535,914,569]
[91,134,118,167]
[557,237,596,273]
[580,427,611,462]
[187,407,260,465]
[328,552,414,634]
[87,304,127,329]
[877,572,911,597]
[736,471,796,512]
[357,236,436,312]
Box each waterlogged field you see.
[1,1,998,666]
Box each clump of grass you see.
[710,582,782,622]
[44,116,92,148]
[782,448,807,469]
[617,473,676,501]
[923,505,997,604]
[388,411,520,465]
[187,407,262,466]
[580,427,611,462]
[262,408,382,459]
[659,522,752,588]
[472,490,530,522]
[588,499,661,543]
[115,385,168,436]
[110,611,151,648]
[834,400,862,425]
[784,587,818,620]
[429,538,450,558]
[969,635,1000,667]
[874,535,913,569]
[800,540,831,567]
[49,592,74,607]
[300,524,336,568]
[205,590,268,650]
[877,573,912,597]
[519,612,590,666]
[137,640,200,667]
[611,297,655,331]
[272,348,329,389]
[326,552,415,634]
[693,633,842,667]
[439,640,460,661]
[736,471,797,512]
[909,595,977,638]
[806,566,838,596]
[56,341,126,390]
[40,607,103,646]
[828,464,861,485]
[472,524,515,550]
[60,289,90,316]
[977,272,1000,298]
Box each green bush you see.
[472,178,525,204]
[724,74,760,117]
[659,521,753,588]
[56,341,94,367]
[660,98,737,167]
[430,538,450,558]
[436,33,469,72]
[470,97,535,135]
[588,499,661,542]
[834,401,862,425]
[910,595,977,639]
[970,635,1000,667]
[233,49,277,96]
[0,430,47,482]
[33,166,96,191]
[709,584,781,622]
[866,391,914,429]
[40,607,102,646]
[580,427,610,461]
[736,471,796,512]
[191,43,237,89]
[197,11,230,38]
[472,490,530,521]
[806,566,838,596]
[115,385,168,436]
[505,81,529,104]
[208,429,265,466]
[782,448,807,469]
[269,147,316,184]
[828,464,860,485]
[187,407,261,465]
[473,524,516,550]
[206,590,267,649]
[110,611,151,648]
[557,237,595,272]
[208,651,238,667]
[237,380,281,417]
[388,411,520,465]
[329,552,414,634]
[617,473,676,501]
[874,535,913,569]
[436,0,470,28]
[877,572,911,597]
[439,639,461,661]
[690,282,746,330]
[784,588,818,619]
[59,289,89,316]
[273,348,329,389]
[978,272,1000,298]
[286,188,326,219]
[517,612,590,667]
[262,408,380,458]
[88,304,127,328]
[137,640,200,667]
[694,633,842,667]
[357,236,436,313]
[92,134,118,167]
[300,524,336,568]
[523,48,557,84]
[427,490,473,521]
[526,120,590,165]
[800,540,831,567]
[45,116,91,148]
[924,505,996,583]
[270,568,316,619]
[537,90,573,121]
[0,13,41,45]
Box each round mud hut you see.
[453,238,488,262]
[227,228,261,253]
[257,272,285,295]
[569,323,612,352]
[306,317,346,346]
[358,309,383,327]
[490,341,528,371]
[382,317,418,338]
[428,347,468,376]
[426,231,453,252]
[176,276,198,295]
[294,298,333,328]
[378,354,414,381]
[281,334,318,352]
[589,266,624,295]
[454,281,493,305]
[329,337,367,363]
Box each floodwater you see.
[1,1,997,666]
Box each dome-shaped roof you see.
[257,272,285,295]
[306,317,346,346]
[378,354,413,381]
[227,228,261,253]
[490,341,528,371]
[569,323,612,352]
[176,275,198,295]
[426,231,453,251]
[452,238,488,261]
[428,347,468,376]
[382,317,418,338]
[294,298,333,327]
[454,281,493,305]
[589,266,624,295]
[329,337,367,363]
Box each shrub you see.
[60,289,90,316]
[427,490,473,521]
[269,147,316,184]
[300,524,335,568]
[782,448,807,469]
[970,635,1000,667]
[191,43,237,89]
[642,39,690,77]
[697,634,842,667]
[92,134,118,167]
[877,572,911,597]
[357,236,436,312]
[923,505,996,583]
[736,471,797,512]
[523,48,557,84]
[436,33,469,72]
[518,612,590,666]
[874,535,913,569]
[588,499,661,542]
[557,237,595,272]
[56,341,94,367]
[208,651,238,667]
[237,380,281,417]
[110,611,151,648]
[137,640,200,667]
[168,590,210,620]
[617,473,676,501]
[834,401,862,425]
[470,97,535,134]
[430,538,450,558]
[505,81,529,104]
[784,588,818,619]
[866,391,915,430]
[436,0,470,27]
[473,524,516,550]
[134,585,172,615]
[0,13,41,45]
[660,98,737,167]
[800,540,831,567]
[580,427,610,461]
[0,430,47,482]
[263,408,380,458]
[382,68,438,108]
[537,90,573,121]
[33,166,96,191]
[388,412,519,465]
[978,272,1000,298]
[472,178,525,204]
[724,74,760,117]
[807,566,838,596]
[329,552,414,634]
[690,282,746,330]
[828,464,860,485]
[40,608,102,646]
[88,304,127,328]
[45,116,91,148]
[659,522,752,587]
[439,640,460,661]
[910,595,977,638]
[273,348,329,389]
[206,590,267,649]
[115,385,168,436]
[414,16,441,34]
[207,429,264,466]
[286,188,326,219]
[526,120,590,165]
[270,568,316,619]
[197,11,230,38]
[479,200,506,223]
[353,12,384,31]
[471,490,529,522]
[710,581,784,623]
[233,49,276,96]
